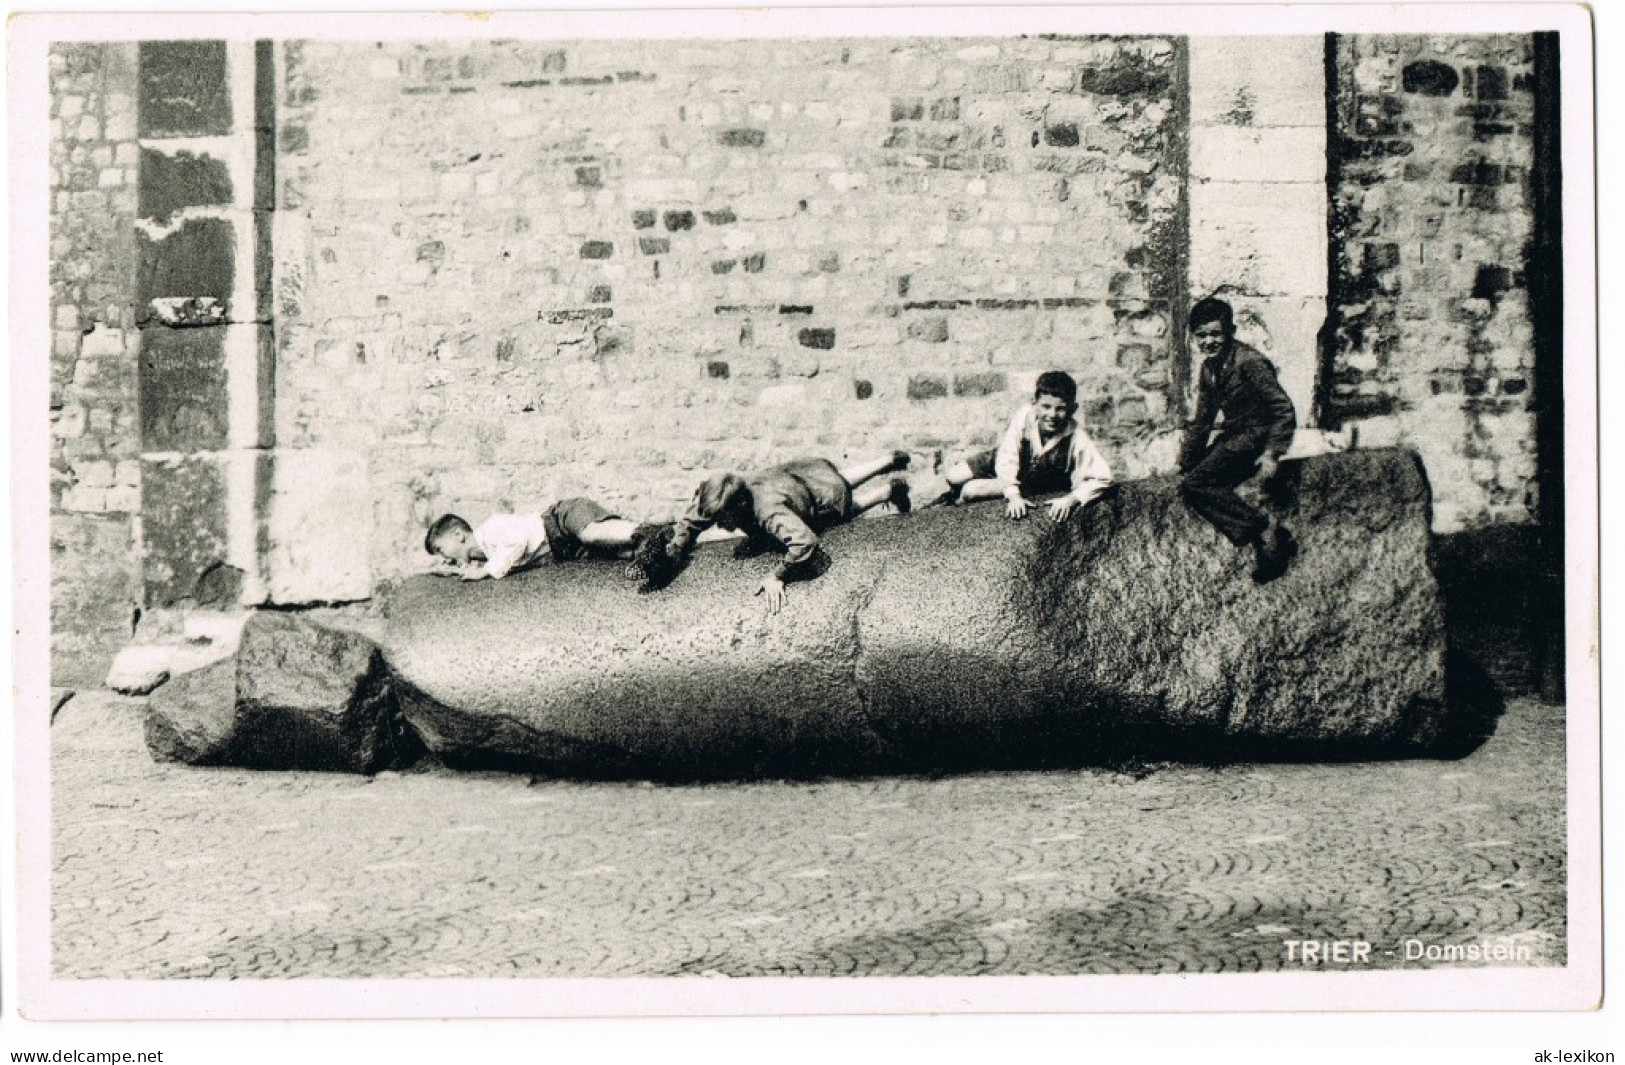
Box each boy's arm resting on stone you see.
[666,512,710,561]
[992,406,1028,502]
[760,510,821,582]
[1049,432,1115,520]
[749,512,820,615]
[477,533,528,580]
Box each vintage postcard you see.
[7,2,1600,1023]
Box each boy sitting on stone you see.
[936,370,1115,521]
[1177,296,1298,584]
[641,452,911,612]
[426,498,665,582]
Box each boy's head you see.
[1032,370,1079,436]
[694,472,752,531]
[1188,297,1236,359]
[425,514,476,565]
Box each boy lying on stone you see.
[639,452,911,612]
[426,499,666,582]
[933,369,1115,521]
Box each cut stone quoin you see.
[381,449,1449,780]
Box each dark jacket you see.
[1179,341,1297,470]
[670,458,853,581]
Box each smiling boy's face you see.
[1192,319,1231,359]
[1033,392,1074,436]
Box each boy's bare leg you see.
[942,459,975,490]
[578,518,641,553]
[955,478,1008,502]
[851,479,893,512]
[838,450,909,488]
[850,476,909,516]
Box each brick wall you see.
[1326,34,1541,533]
[274,37,1189,581]
[49,42,144,685]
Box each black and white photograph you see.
[6,2,1601,1029]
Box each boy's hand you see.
[430,557,461,576]
[756,576,787,614]
[1256,453,1280,482]
[1046,497,1078,522]
[459,568,491,582]
[1005,496,1030,520]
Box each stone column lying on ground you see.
[144,612,417,772]
[381,448,1449,780]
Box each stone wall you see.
[1326,33,1543,533]
[46,33,1561,683]
[274,37,1189,582]
[49,43,144,685]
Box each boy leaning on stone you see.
[639,452,912,612]
[935,370,1115,522]
[425,497,665,582]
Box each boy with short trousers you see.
[938,370,1114,522]
[426,498,661,581]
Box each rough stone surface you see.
[143,657,237,763]
[145,613,417,772]
[232,613,417,772]
[49,42,144,685]
[384,449,1447,779]
[1327,34,1541,532]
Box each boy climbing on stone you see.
[640,452,911,612]
[1177,296,1299,584]
[426,499,666,582]
[935,370,1115,522]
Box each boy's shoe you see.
[890,449,912,472]
[629,523,682,593]
[1251,525,1298,585]
[888,478,913,514]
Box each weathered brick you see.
[1044,123,1080,147]
[716,128,765,148]
[1402,59,1459,96]
[953,371,1007,397]
[907,375,949,401]
[797,327,836,350]
[905,316,949,343]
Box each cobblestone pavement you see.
[50,693,1565,979]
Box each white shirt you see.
[473,513,550,579]
[993,404,1115,506]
